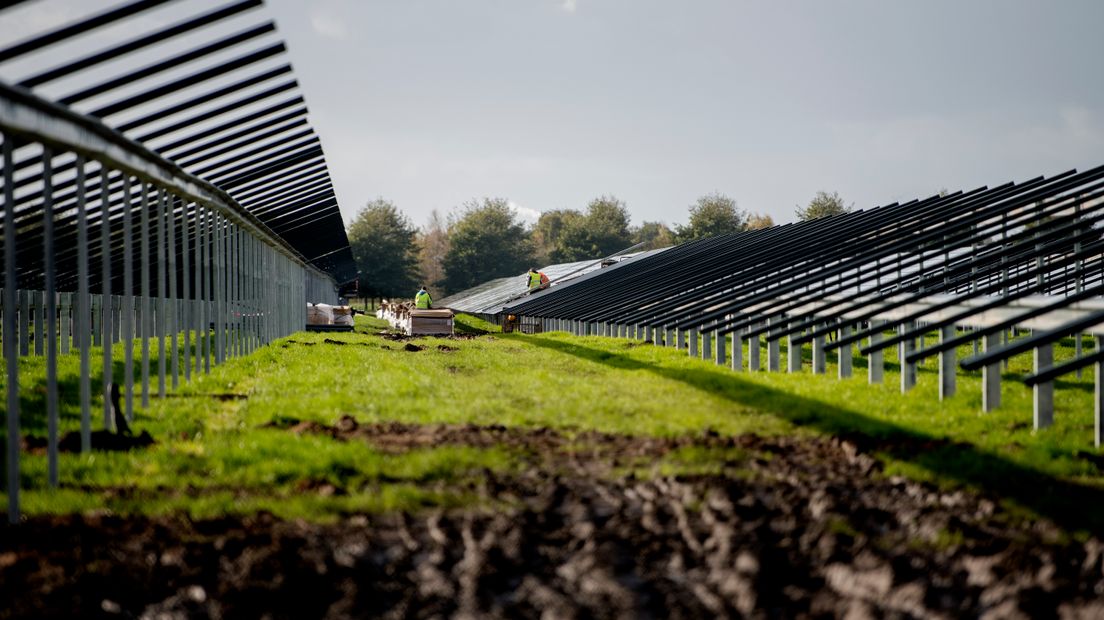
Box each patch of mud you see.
[378,331,493,342]
[436,344,458,352]
[21,430,155,454]
[403,343,423,352]
[165,392,248,401]
[3,430,1104,618]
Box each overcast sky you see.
[260,0,1104,229]
[4,0,1103,231]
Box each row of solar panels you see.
[504,166,1104,445]
[0,0,355,286]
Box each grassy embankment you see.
[2,313,1103,531]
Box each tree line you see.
[347,191,850,300]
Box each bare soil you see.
[3,426,1104,618]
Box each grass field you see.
[3,313,1103,531]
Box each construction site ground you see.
[3,314,1104,618]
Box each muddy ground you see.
[3,425,1104,619]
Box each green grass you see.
[2,313,1103,529]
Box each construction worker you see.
[526,268,549,292]
[414,286,432,309]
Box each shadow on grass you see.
[520,334,1104,536]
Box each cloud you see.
[508,200,542,225]
[310,11,348,40]
[560,0,578,14]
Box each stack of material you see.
[306,303,355,332]
[307,303,335,326]
[333,306,355,327]
[409,309,454,336]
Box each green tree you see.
[347,198,420,302]
[416,209,450,298]
[675,192,745,242]
[632,221,674,250]
[532,209,583,264]
[795,191,852,221]
[551,195,633,262]
[442,198,534,294]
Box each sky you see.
[4,0,1103,231]
[261,0,1104,229]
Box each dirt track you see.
[3,427,1104,618]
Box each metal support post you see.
[688,327,698,357]
[168,196,178,389]
[1033,344,1054,429]
[982,332,1000,412]
[3,135,22,522]
[140,183,151,406]
[157,190,167,397]
[868,320,883,384]
[939,325,956,400]
[812,331,826,375]
[767,321,780,372]
[42,147,58,488]
[787,328,801,373]
[714,330,725,365]
[838,325,852,379]
[677,327,686,350]
[701,328,711,360]
[900,323,916,393]
[748,327,761,371]
[101,170,114,431]
[76,157,91,452]
[1095,336,1103,448]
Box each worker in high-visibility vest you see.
[414,286,432,309]
[526,268,549,292]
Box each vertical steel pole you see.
[714,330,726,366]
[900,323,916,393]
[204,208,212,373]
[197,205,206,374]
[868,320,884,384]
[787,324,801,373]
[938,324,956,400]
[168,196,178,389]
[3,136,22,522]
[812,329,826,375]
[100,171,114,431]
[838,325,852,379]
[1033,344,1054,430]
[122,176,134,423]
[982,332,1000,412]
[215,213,224,365]
[42,146,59,488]
[157,190,167,398]
[140,183,150,407]
[767,322,780,372]
[1095,335,1103,449]
[76,157,91,452]
[181,202,190,382]
[748,325,760,371]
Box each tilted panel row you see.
[505,167,1104,448]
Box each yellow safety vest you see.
[415,290,432,309]
[528,272,542,289]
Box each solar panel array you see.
[0,0,355,522]
[505,166,1104,447]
